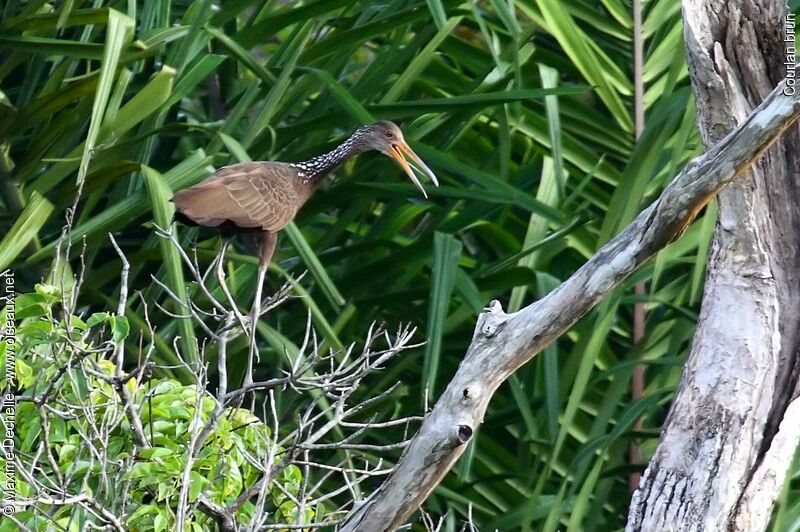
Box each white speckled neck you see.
[289,129,369,183]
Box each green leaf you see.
[0,35,106,59]
[3,8,112,32]
[375,86,587,113]
[218,132,251,163]
[425,0,448,30]
[381,16,462,102]
[284,223,346,310]
[16,358,34,388]
[99,65,176,141]
[138,447,174,459]
[526,0,633,132]
[0,191,53,271]
[110,315,130,343]
[309,68,374,123]
[28,150,212,263]
[87,312,111,328]
[489,0,522,37]
[508,157,565,312]
[29,44,175,198]
[552,297,620,463]
[242,22,312,147]
[204,26,276,85]
[423,232,462,396]
[14,294,47,319]
[153,512,167,532]
[166,54,226,108]
[76,9,135,190]
[142,165,198,363]
[567,455,605,531]
[188,471,207,502]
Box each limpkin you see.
[173,121,438,273]
[172,121,438,380]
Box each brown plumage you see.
[172,121,438,273]
[173,163,310,234]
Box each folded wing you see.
[173,162,304,232]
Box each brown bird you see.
[172,121,438,275]
[173,121,437,383]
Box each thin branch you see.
[629,0,647,493]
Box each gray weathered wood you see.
[340,75,800,531]
[626,2,800,531]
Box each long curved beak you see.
[388,141,439,198]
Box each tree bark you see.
[627,2,800,531]
[340,77,800,531]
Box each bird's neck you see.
[290,131,368,184]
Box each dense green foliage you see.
[2,0,799,530]
[2,285,316,530]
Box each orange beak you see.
[388,140,439,198]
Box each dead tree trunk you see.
[627,2,800,531]
[340,77,800,531]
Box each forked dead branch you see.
[16,224,426,530]
[150,225,427,529]
[339,75,800,531]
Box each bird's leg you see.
[244,232,277,387]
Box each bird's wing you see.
[173,162,303,231]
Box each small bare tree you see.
[12,227,430,530]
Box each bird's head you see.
[357,121,439,198]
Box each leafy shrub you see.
[3,285,321,530]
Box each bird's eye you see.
[385,131,394,138]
